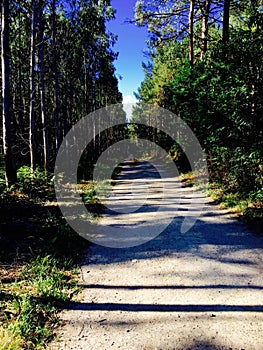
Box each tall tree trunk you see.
[1,0,17,186]
[52,0,60,152]
[188,0,194,67]
[222,0,230,44]
[38,0,49,170]
[18,5,24,135]
[29,0,37,171]
[200,0,211,60]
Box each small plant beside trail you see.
[0,167,89,349]
[0,256,80,349]
[180,172,263,234]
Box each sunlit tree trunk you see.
[200,0,211,60]
[17,4,24,136]
[1,0,17,186]
[52,0,60,152]
[188,0,194,67]
[29,0,37,171]
[38,0,49,170]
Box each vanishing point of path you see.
[50,161,263,350]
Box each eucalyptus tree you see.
[222,0,230,43]
[188,0,194,65]
[1,0,17,185]
[1,0,122,177]
[38,0,49,170]
[29,0,37,171]
[200,0,211,59]
[51,0,61,152]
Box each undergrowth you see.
[207,182,263,233]
[0,256,80,349]
[0,166,90,349]
[180,172,263,234]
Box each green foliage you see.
[1,165,54,199]
[135,1,263,210]
[0,256,79,349]
[207,147,263,197]
[81,182,97,203]
[8,296,54,347]
[17,166,53,193]
[0,326,24,350]
[22,255,75,300]
[0,168,6,193]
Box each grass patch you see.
[0,166,93,349]
[79,180,105,221]
[179,172,263,234]
[0,326,24,350]
[207,183,249,212]
[0,256,80,349]
[180,172,194,187]
[207,182,263,234]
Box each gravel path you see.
[49,161,263,350]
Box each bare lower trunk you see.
[1,0,17,186]
[188,0,194,67]
[29,0,37,171]
[200,0,211,60]
[39,0,49,170]
[52,0,60,152]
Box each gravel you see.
[49,161,263,350]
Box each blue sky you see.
[107,0,149,105]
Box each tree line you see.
[1,0,123,186]
[132,0,263,202]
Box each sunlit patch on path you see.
[49,161,263,350]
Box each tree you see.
[38,0,49,170]
[1,0,17,186]
[222,0,230,44]
[200,0,211,59]
[29,0,37,171]
[51,0,60,152]
[134,0,214,65]
[1,0,122,178]
[134,0,263,200]
[188,0,194,66]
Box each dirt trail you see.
[49,161,263,350]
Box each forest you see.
[0,0,263,348]
[1,0,122,185]
[1,0,262,221]
[133,0,263,212]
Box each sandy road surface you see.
[50,161,263,350]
